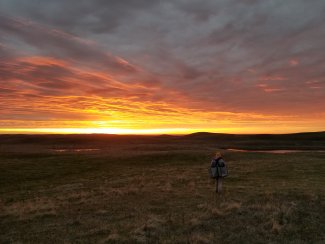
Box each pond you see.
[225,149,325,154]
[52,148,100,152]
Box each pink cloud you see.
[256,83,285,93]
[259,76,288,81]
[289,59,299,66]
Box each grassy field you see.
[0,133,324,243]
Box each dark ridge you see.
[0,131,324,150]
[183,131,325,140]
[179,131,325,150]
[0,133,177,145]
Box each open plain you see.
[0,133,324,243]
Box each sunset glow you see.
[1,1,324,134]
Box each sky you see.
[0,0,324,134]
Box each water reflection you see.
[52,148,100,152]
[226,149,325,154]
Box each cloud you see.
[0,15,137,74]
[0,0,325,132]
[0,0,161,34]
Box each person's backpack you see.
[217,158,228,177]
[209,157,228,178]
[209,165,218,178]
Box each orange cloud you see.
[17,56,68,66]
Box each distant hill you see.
[183,131,325,140]
[0,131,324,150]
[179,131,325,150]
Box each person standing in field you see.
[210,151,228,193]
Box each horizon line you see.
[0,128,324,136]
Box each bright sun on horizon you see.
[0,1,324,135]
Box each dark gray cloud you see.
[0,15,137,74]
[0,0,325,119]
[0,0,160,34]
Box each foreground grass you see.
[0,141,324,243]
